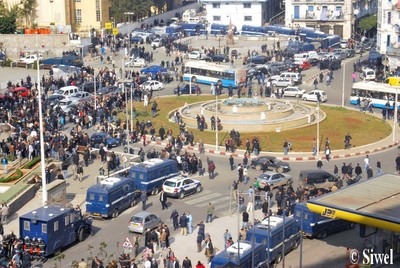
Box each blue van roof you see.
[20,205,73,221]
[131,159,177,172]
[87,176,133,194]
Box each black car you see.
[250,55,269,65]
[231,49,238,59]
[206,54,229,63]
[250,156,291,172]
[79,81,101,93]
[246,66,268,79]
[97,86,118,96]
[90,132,120,149]
[174,84,201,94]
[46,95,65,107]
[298,170,338,190]
[345,49,356,58]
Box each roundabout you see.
[175,97,326,132]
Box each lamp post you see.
[393,87,398,142]
[342,61,346,107]
[316,102,320,157]
[215,93,219,150]
[37,54,47,205]
[124,84,130,154]
[93,69,97,110]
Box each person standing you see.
[77,163,84,182]
[160,190,168,210]
[246,186,254,212]
[355,163,362,178]
[141,191,148,210]
[312,138,317,156]
[208,160,215,179]
[325,146,331,161]
[186,212,193,234]
[1,203,10,224]
[242,211,249,229]
[182,257,192,268]
[229,155,234,171]
[283,140,289,155]
[317,159,323,169]
[206,203,215,223]
[313,78,318,90]
[171,209,179,230]
[179,213,188,236]
[367,167,374,179]
[1,156,7,175]
[364,155,370,171]
[396,154,400,174]
[377,160,382,176]
[223,229,232,250]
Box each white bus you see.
[350,81,400,109]
[183,61,246,88]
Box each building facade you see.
[284,0,353,39]
[201,0,281,31]
[377,0,400,70]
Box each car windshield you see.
[259,174,272,180]
[130,216,143,223]
[164,181,177,187]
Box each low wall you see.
[8,184,38,217]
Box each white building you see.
[377,0,400,70]
[284,0,353,39]
[201,0,279,31]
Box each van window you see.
[70,213,75,223]
[98,195,104,202]
[304,212,310,220]
[42,223,48,233]
[89,193,95,201]
[24,220,30,231]
[65,215,70,226]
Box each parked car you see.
[140,80,165,91]
[97,86,118,96]
[354,45,365,54]
[188,51,204,60]
[163,176,202,198]
[246,66,268,79]
[298,170,338,190]
[299,61,312,71]
[125,58,147,68]
[283,86,306,98]
[90,132,120,149]
[19,54,42,64]
[206,54,229,63]
[53,99,75,113]
[302,90,327,102]
[7,87,30,97]
[128,212,161,234]
[271,77,294,87]
[46,95,65,107]
[151,38,163,47]
[251,55,269,65]
[231,49,239,59]
[345,49,356,58]
[69,91,93,104]
[174,83,201,94]
[257,171,293,189]
[250,156,291,172]
[140,65,168,75]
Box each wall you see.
[9,184,38,218]
[0,34,73,61]
[117,2,201,35]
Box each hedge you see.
[22,156,41,169]
[0,169,23,183]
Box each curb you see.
[305,69,330,84]
[147,138,399,162]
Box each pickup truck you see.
[19,54,43,64]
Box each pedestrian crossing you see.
[182,189,237,217]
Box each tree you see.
[0,9,17,34]
[153,0,167,14]
[19,0,38,27]
[357,14,377,37]
[110,0,153,23]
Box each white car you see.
[163,176,202,199]
[53,99,74,113]
[283,86,306,98]
[140,80,164,91]
[271,78,294,87]
[125,58,147,68]
[19,54,43,64]
[188,51,203,60]
[69,91,93,104]
[151,38,163,47]
[302,90,328,102]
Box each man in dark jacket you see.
[160,190,168,210]
[179,213,188,236]
[170,209,179,230]
[182,257,192,268]
[208,161,215,179]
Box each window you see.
[98,195,104,202]
[388,12,392,24]
[294,6,300,19]
[212,3,220,8]
[213,16,221,21]
[65,215,70,226]
[24,221,30,231]
[75,0,81,2]
[244,16,252,21]
[89,194,95,201]
[70,213,75,223]
[42,223,48,233]
[243,3,251,8]
[96,0,100,21]
[75,9,82,24]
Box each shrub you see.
[0,169,23,183]
[22,156,41,169]
[6,154,16,162]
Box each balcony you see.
[355,7,378,19]
[387,46,400,57]
[293,12,344,21]
[293,0,344,3]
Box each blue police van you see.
[211,241,267,268]
[130,159,179,195]
[86,176,141,218]
[19,205,92,256]
[246,215,300,265]
[294,202,355,239]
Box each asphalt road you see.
[1,41,397,267]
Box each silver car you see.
[256,171,293,189]
[128,211,161,234]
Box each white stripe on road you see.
[184,192,221,205]
[195,196,232,207]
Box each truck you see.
[86,176,141,218]
[245,215,300,265]
[293,202,355,239]
[19,205,92,257]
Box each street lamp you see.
[393,87,398,142]
[215,93,219,150]
[93,69,97,110]
[342,61,346,107]
[316,102,320,157]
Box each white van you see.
[361,68,376,81]
[271,72,302,85]
[294,51,319,64]
[54,86,79,97]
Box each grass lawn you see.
[118,95,391,152]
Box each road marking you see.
[195,196,232,207]
[184,192,221,205]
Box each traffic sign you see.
[105,22,112,29]
[122,237,133,248]
[112,28,118,35]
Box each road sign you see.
[123,236,133,248]
[105,22,112,29]
[112,28,118,35]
